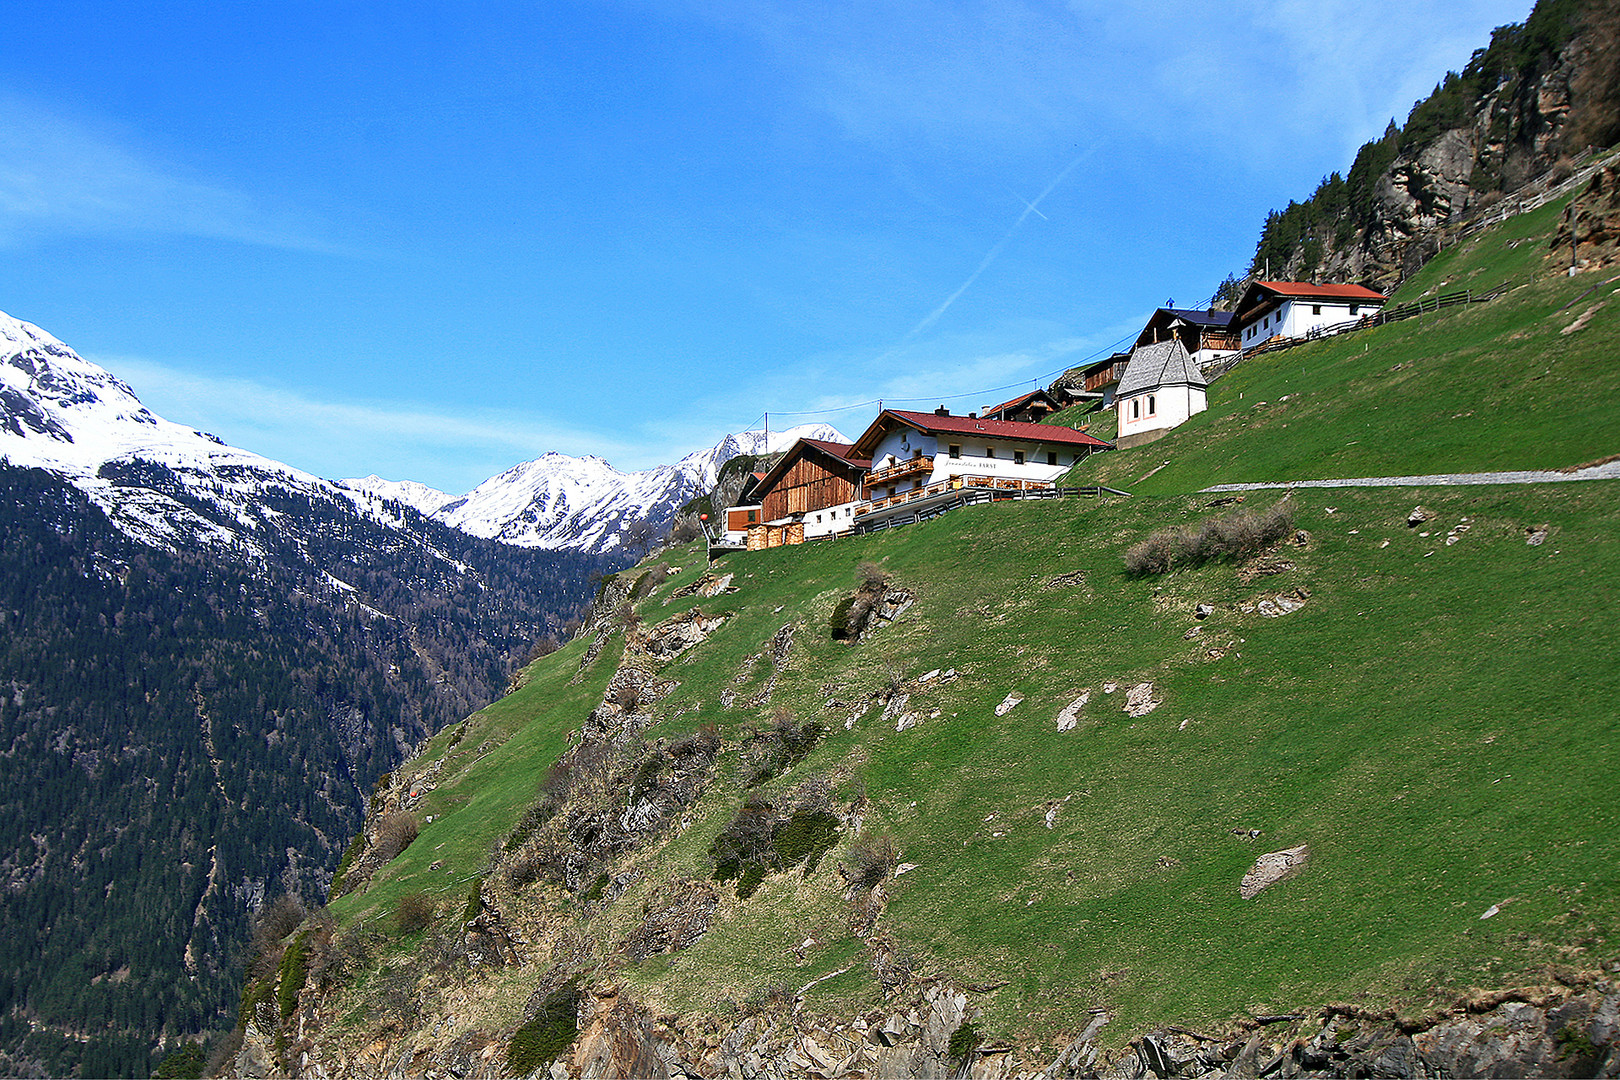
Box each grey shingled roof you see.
[1116,339,1206,398]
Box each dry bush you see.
[249,895,307,976]
[667,514,704,544]
[855,560,891,592]
[395,892,436,936]
[614,600,640,631]
[1124,500,1294,576]
[373,812,419,864]
[792,775,834,815]
[668,723,720,758]
[845,832,899,889]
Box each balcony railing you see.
[863,454,934,491]
[856,473,1053,515]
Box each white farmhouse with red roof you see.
[847,408,1111,524]
[1234,281,1387,349]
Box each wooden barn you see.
[751,437,870,542]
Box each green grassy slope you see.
[1069,197,1618,495]
[318,201,1620,1057]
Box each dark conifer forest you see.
[0,465,612,1076]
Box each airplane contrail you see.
[909,149,1095,338]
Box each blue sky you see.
[1,0,1529,492]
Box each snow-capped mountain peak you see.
[415,423,845,554]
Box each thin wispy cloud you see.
[101,356,642,492]
[909,151,1092,338]
[0,95,349,253]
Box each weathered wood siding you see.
[760,454,863,522]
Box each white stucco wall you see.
[865,423,1089,496]
[1117,385,1206,438]
[1242,298,1381,346]
[803,500,862,538]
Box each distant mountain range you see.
[0,307,834,1076]
[342,426,841,555]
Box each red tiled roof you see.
[854,409,1111,456]
[1253,281,1386,301]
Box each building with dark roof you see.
[981,387,1068,423]
[1134,307,1240,371]
[742,437,871,546]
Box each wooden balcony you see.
[856,474,1053,515]
[862,454,934,492]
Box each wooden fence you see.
[848,484,1131,536]
[1204,285,1507,380]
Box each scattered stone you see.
[1183,625,1203,639]
[919,669,940,683]
[1561,300,1605,335]
[1480,903,1501,919]
[1408,506,1431,527]
[994,692,1023,717]
[1379,538,1391,548]
[1240,844,1309,899]
[1240,587,1311,618]
[1044,805,1059,829]
[1195,603,1214,619]
[1293,529,1310,546]
[1324,506,1337,514]
[1043,569,1088,590]
[1123,683,1160,717]
[1103,682,1118,694]
[894,862,917,877]
[1526,525,1550,546]
[883,694,918,732]
[1055,692,1090,731]
[1238,557,1296,582]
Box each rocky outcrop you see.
[232,973,1620,1079]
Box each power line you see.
[737,329,1137,428]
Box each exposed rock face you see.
[1261,24,1617,291]
[236,975,1620,1079]
[1239,843,1310,899]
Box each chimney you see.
[935,406,950,417]
[967,411,978,420]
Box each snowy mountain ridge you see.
[1,308,844,558]
[388,423,843,553]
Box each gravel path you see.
[1200,457,1620,492]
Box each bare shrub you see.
[373,812,419,863]
[668,723,720,758]
[792,775,834,815]
[249,895,307,975]
[395,892,436,936]
[614,600,640,631]
[845,833,899,889]
[666,514,704,544]
[1549,157,1576,185]
[855,560,890,592]
[1124,500,1294,576]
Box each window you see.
[1312,304,1321,315]
[815,514,822,523]
[1013,450,1025,465]
[1130,399,1140,420]
[1349,304,1360,315]
[1047,451,1058,466]
[1147,394,1156,415]
[747,510,757,523]
[948,444,961,459]
[985,446,995,458]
